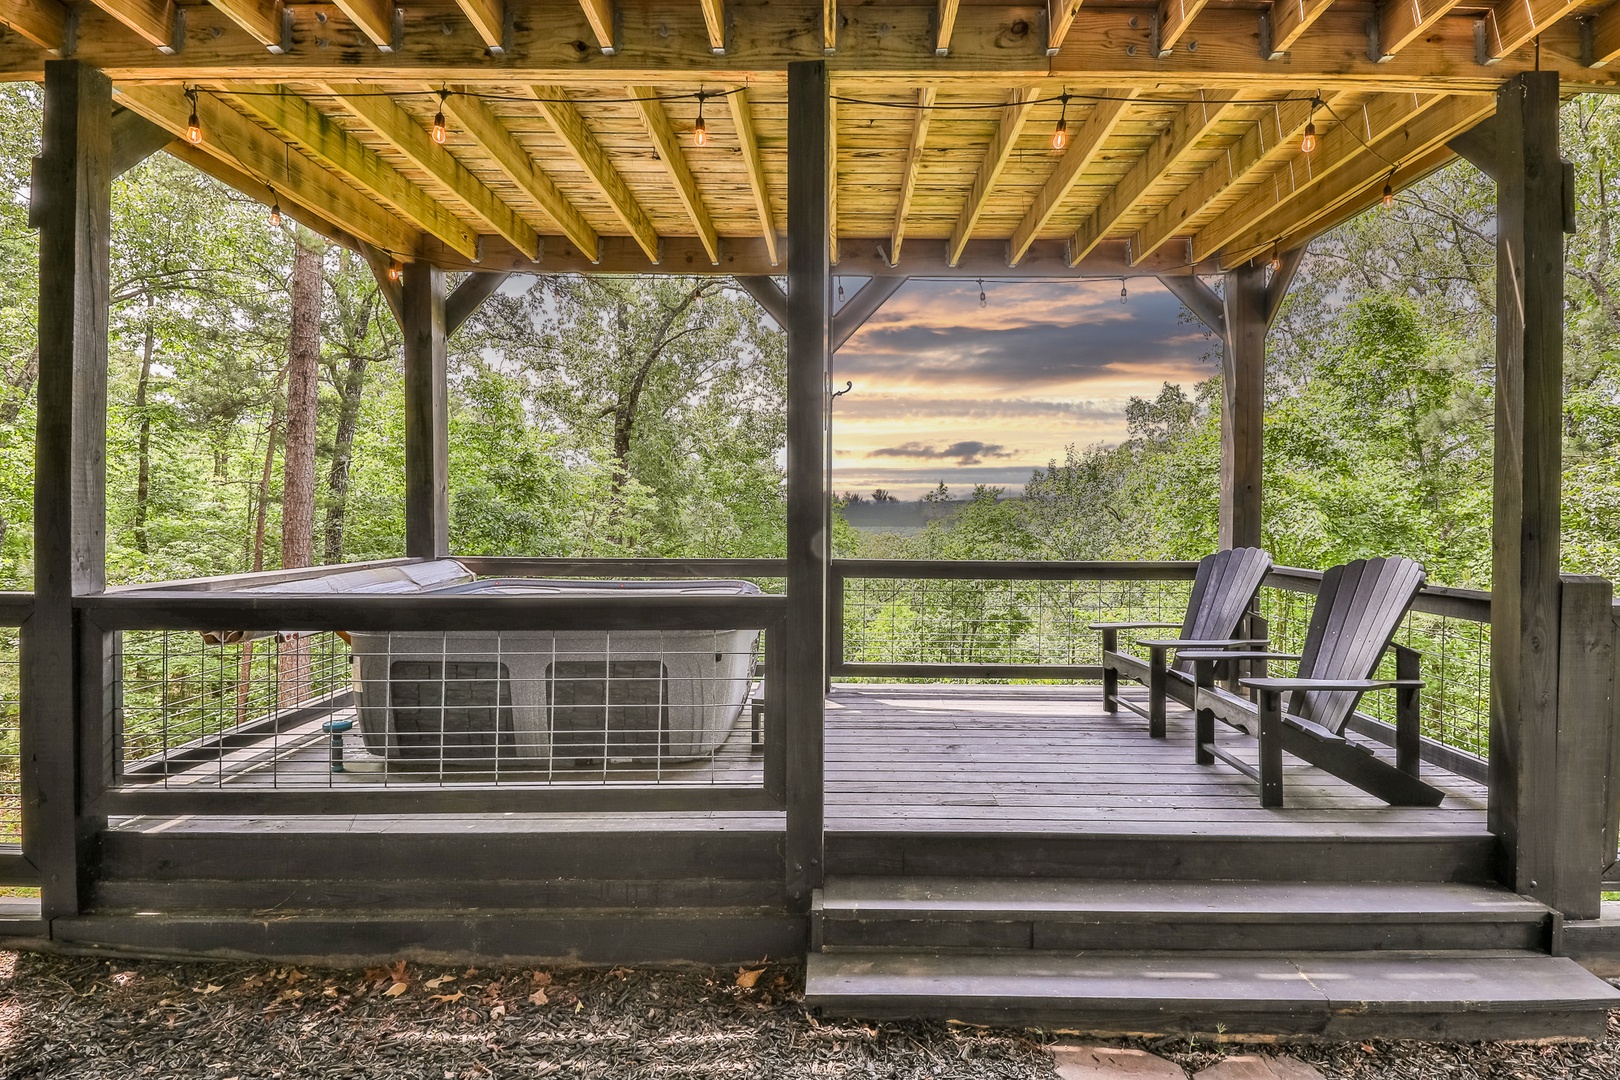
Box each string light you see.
[978,279,986,308]
[694,90,709,146]
[432,90,449,145]
[1300,95,1320,155]
[267,186,282,227]
[1052,92,1070,151]
[1119,279,1128,305]
[388,260,403,282]
[1267,244,1281,274]
[837,280,845,303]
[1381,170,1396,209]
[185,88,202,145]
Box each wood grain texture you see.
[1156,0,1213,55]
[890,86,935,265]
[936,0,960,54]
[1009,90,1135,265]
[329,0,396,48]
[699,0,725,51]
[947,87,1038,266]
[1376,0,1463,60]
[84,0,175,49]
[627,85,719,263]
[1268,0,1336,55]
[528,85,660,262]
[1553,576,1615,919]
[1482,0,1584,61]
[0,0,67,49]
[452,0,504,49]
[401,263,449,560]
[579,0,615,51]
[1220,263,1265,551]
[727,88,779,264]
[1592,2,1620,67]
[207,0,283,46]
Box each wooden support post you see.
[784,59,829,909]
[1218,263,1266,550]
[1552,576,1615,920]
[26,60,114,920]
[1486,72,1568,908]
[401,262,449,560]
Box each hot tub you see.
[349,579,762,767]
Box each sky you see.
[829,277,1219,500]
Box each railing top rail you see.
[0,591,31,624]
[832,558,1201,581]
[1265,566,1491,622]
[104,557,422,594]
[78,592,789,633]
[456,556,788,578]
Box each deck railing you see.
[0,591,27,886]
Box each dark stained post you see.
[1486,71,1570,909]
[784,59,829,907]
[402,262,450,559]
[1218,264,1267,550]
[26,60,114,918]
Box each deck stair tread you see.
[804,950,1620,1038]
[818,878,1550,923]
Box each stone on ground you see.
[1193,1054,1326,1080]
[1051,1045,1188,1079]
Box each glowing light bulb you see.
[1381,180,1395,209]
[268,193,282,227]
[1051,117,1068,151]
[185,89,202,145]
[694,114,708,146]
[1300,121,1317,155]
[388,261,403,282]
[432,90,449,144]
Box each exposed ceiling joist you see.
[727,88,779,265]
[1047,0,1083,54]
[528,85,660,262]
[452,0,506,52]
[1156,0,1212,56]
[441,86,600,261]
[326,84,539,259]
[579,0,615,52]
[329,0,397,49]
[627,84,720,264]
[116,85,420,256]
[1591,3,1620,67]
[1374,0,1462,61]
[1265,144,1458,260]
[0,0,67,50]
[947,86,1039,267]
[823,0,836,51]
[699,0,725,52]
[1481,0,1583,61]
[207,0,286,48]
[1069,91,1240,266]
[935,0,960,55]
[228,85,477,258]
[1219,93,1495,265]
[1266,0,1335,57]
[1192,92,1441,263]
[1131,93,1325,264]
[84,0,177,51]
[1009,90,1137,266]
[890,85,935,266]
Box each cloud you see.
[868,440,1019,465]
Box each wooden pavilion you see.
[3,0,1620,1039]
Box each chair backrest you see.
[1172,547,1274,674]
[1288,556,1427,734]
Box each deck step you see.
[0,895,46,939]
[815,877,1552,952]
[804,949,1620,1040]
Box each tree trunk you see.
[133,300,154,554]
[240,394,282,724]
[280,226,324,706]
[321,350,369,564]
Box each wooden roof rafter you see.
[1008,88,1138,266]
[727,87,779,265]
[0,0,68,51]
[527,85,661,263]
[889,85,936,266]
[84,0,181,52]
[627,84,721,264]
[946,86,1040,268]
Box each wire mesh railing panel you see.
[1,626,19,846]
[117,628,768,790]
[839,576,1194,677]
[1257,587,1491,760]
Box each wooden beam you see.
[111,106,173,177]
[699,0,725,52]
[1217,93,1495,266]
[579,0,615,52]
[30,58,114,920]
[1449,119,1501,180]
[1482,0,1583,62]
[446,271,510,335]
[1551,575,1615,920]
[167,139,364,253]
[325,85,539,260]
[441,86,598,260]
[0,0,67,50]
[937,0,960,55]
[728,88,778,265]
[1157,273,1225,336]
[118,85,423,257]
[1069,91,1238,266]
[1157,0,1213,56]
[1265,245,1305,327]
[1589,2,1620,67]
[890,85,935,266]
[1010,90,1136,266]
[528,85,660,263]
[1489,72,1565,912]
[1262,142,1456,257]
[1220,262,1266,550]
[1265,0,1335,57]
[784,58,828,907]
[627,85,720,264]
[823,0,836,52]
[947,87,1039,267]
[207,0,286,48]
[832,275,904,350]
[1048,0,1083,54]
[330,0,398,50]
[733,275,787,324]
[1132,93,1322,265]
[358,240,404,324]
[1193,92,1443,264]
[1375,0,1464,62]
[402,262,449,559]
[83,0,177,50]
[452,0,506,52]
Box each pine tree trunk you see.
[321,351,368,564]
[240,397,281,725]
[133,301,154,555]
[279,227,324,706]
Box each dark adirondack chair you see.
[1091,547,1273,738]
[1183,556,1443,808]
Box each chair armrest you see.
[1179,650,1301,663]
[1240,677,1424,692]
[1133,637,1268,650]
[1089,622,1182,631]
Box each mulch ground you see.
[1,950,1619,1079]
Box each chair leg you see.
[1395,643,1421,776]
[1194,660,1215,764]
[1148,645,1168,739]
[1258,689,1284,808]
[1101,630,1118,713]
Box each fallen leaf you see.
[528,987,549,1006]
[429,992,465,1004]
[388,960,408,983]
[574,1000,583,1013]
[383,982,408,998]
[194,984,224,995]
[1361,1043,1377,1053]
[735,967,765,989]
[323,988,338,998]
[490,1004,506,1021]
[285,969,307,984]
[424,975,456,990]
[530,971,552,987]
